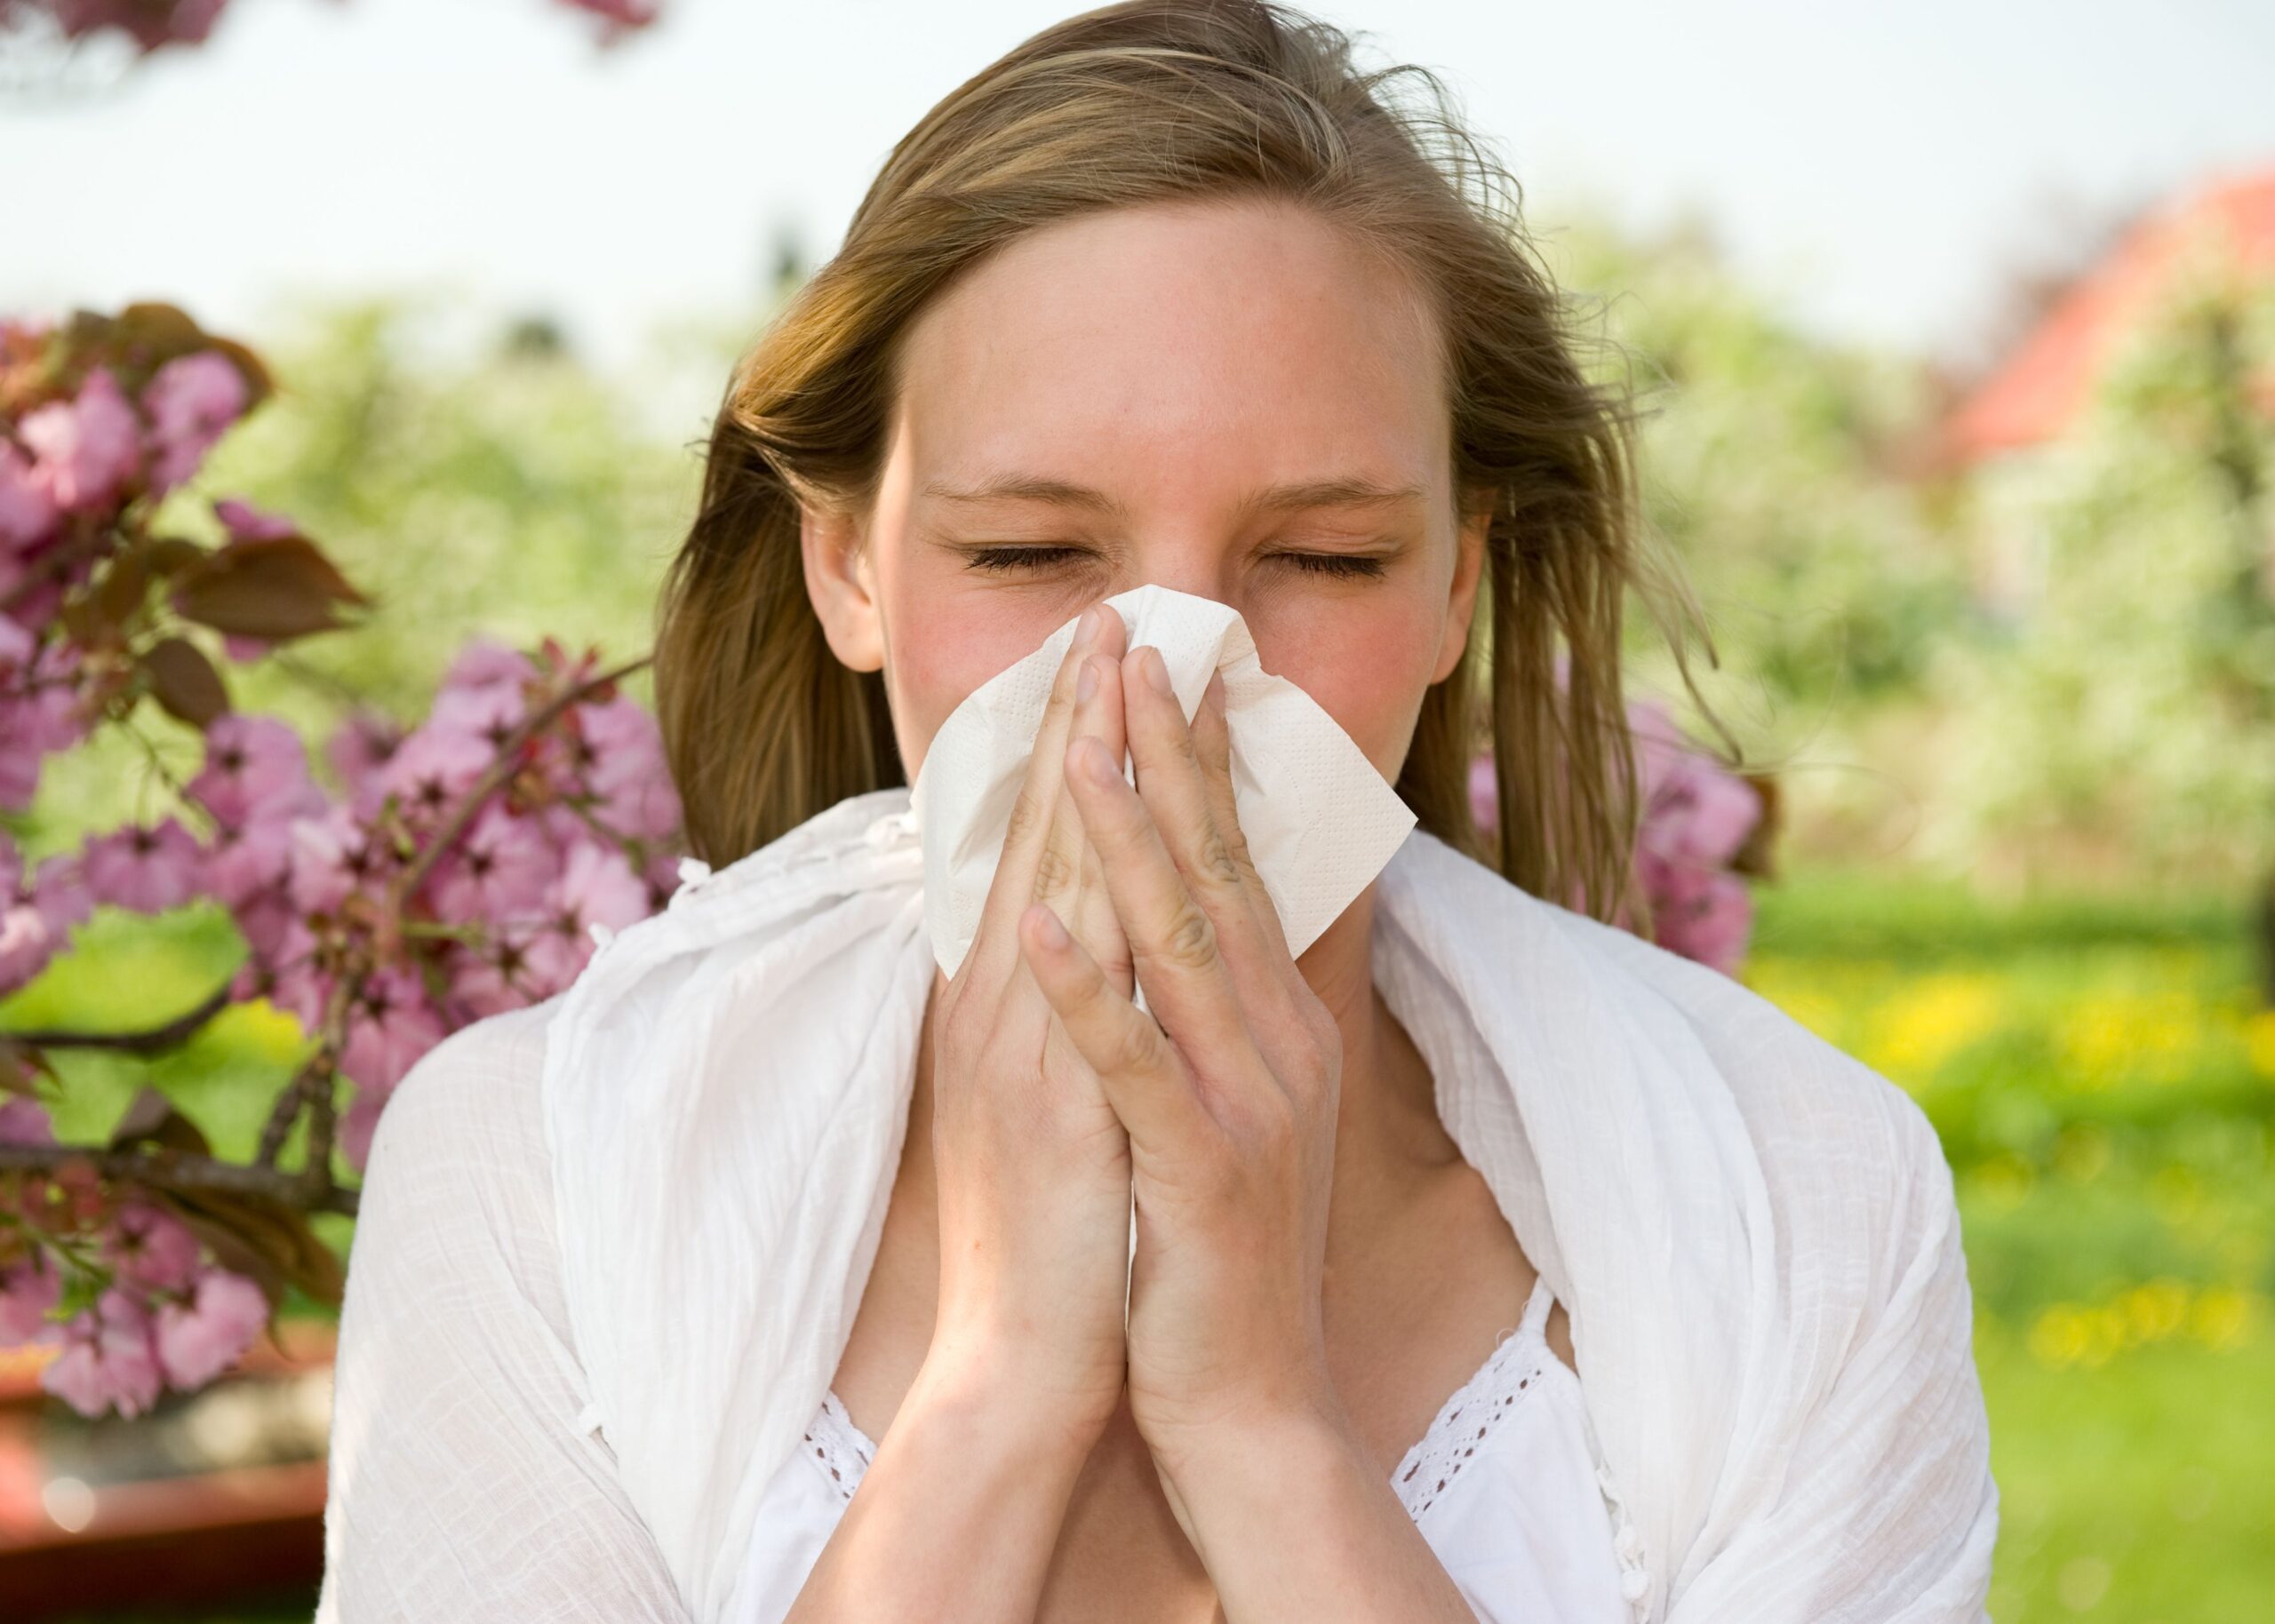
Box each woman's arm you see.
[316,1002,690,1623]
[781,1345,1105,1622]
[1148,1396,1483,1624]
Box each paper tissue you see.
[907,583,1418,993]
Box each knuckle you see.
[1031,839,1078,898]
[1194,826,1243,892]
[1003,780,1046,848]
[1160,899,1218,973]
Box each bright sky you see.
[8,0,2273,426]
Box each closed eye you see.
[962,545,1386,579]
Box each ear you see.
[800,500,885,673]
[1431,487,1493,685]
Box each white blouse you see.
[315,792,1999,1622]
[734,1272,1645,1623]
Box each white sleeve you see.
[1663,1091,2000,1624]
[314,998,691,1623]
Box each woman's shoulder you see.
[354,994,574,1286]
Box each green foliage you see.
[1748,869,2273,1621]
[1922,263,2275,884]
[1532,210,1975,728]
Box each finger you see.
[1063,715,1253,1074]
[1185,664,1292,967]
[961,600,1127,1000]
[1018,898,1206,1153]
[1117,646,1295,1014]
[1067,649,1138,1000]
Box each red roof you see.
[1944,167,2275,463]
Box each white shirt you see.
[315,787,1999,1623]
[734,1273,1643,1623]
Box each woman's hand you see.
[921,601,1139,1449]
[1018,641,1348,1488]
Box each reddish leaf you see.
[171,533,372,641]
[144,635,231,727]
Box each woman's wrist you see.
[907,1333,1119,1467]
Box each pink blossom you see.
[79,816,205,912]
[0,436,58,550]
[0,1095,56,1147]
[287,802,384,916]
[31,848,93,937]
[212,496,297,541]
[17,366,142,514]
[425,799,559,926]
[154,1265,269,1389]
[188,712,326,831]
[439,638,536,697]
[327,707,403,817]
[338,964,449,1093]
[378,721,495,824]
[140,351,249,495]
[1640,857,1755,977]
[579,696,682,840]
[0,896,61,997]
[338,1086,386,1174]
[102,1198,204,1293]
[1468,751,1497,836]
[41,1286,164,1420]
[517,840,648,995]
[0,1252,62,1345]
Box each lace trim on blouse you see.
[798,1271,1650,1620]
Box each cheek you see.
[1248,593,1445,780]
[879,573,1075,776]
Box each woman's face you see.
[802,197,1489,788]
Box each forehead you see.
[888,200,1448,492]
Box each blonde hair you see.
[654,0,1717,926]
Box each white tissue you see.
[906,582,1417,988]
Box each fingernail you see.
[1075,605,1101,647]
[1077,657,1098,703]
[1034,906,1070,950]
[1141,646,1173,696]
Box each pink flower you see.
[188,712,326,831]
[338,964,449,1093]
[425,800,558,926]
[579,697,682,840]
[102,1198,204,1293]
[17,366,142,514]
[378,721,495,824]
[338,1087,386,1174]
[0,437,58,550]
[0,1095,56,1147]
[515,840,648,996]
[41,1286,164,1420]
[0,895,62,998]
[287,803,384,916]
[212,496,296,541]
[154,1265,269,1389]
[1468,752,1497,836]
[0,1252,62,1346]
[1640,857,1755,978]
[140,352,249,495]
[327,707,403,817]
[80,816,205,912]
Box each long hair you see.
[653,0,1720,927]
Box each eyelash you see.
[963,545,1386,579]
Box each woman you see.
[315,4,1998,1621]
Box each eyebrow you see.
[920,474,1426,524]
